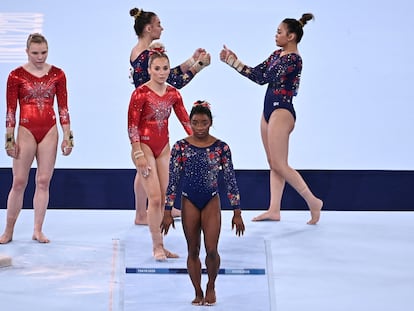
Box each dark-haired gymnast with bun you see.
[220,13,323,224]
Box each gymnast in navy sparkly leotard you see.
[161,102,245,306]
[220,13,323,225]
[165,139,240,210]
[236,49,301,122]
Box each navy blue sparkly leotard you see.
[165,139,240,210]
[237,49,302,122]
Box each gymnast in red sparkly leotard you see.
[128,51,192,262]
[128,84,192,157]
[1,33,73,245]
[6,66,70,143]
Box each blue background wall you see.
[1,168,413,211]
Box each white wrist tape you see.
[226,55,244,72]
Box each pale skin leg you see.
[133,174,148,225]
[139,144,178,260]
[0,126,57,244]
[134,169,180,226]
[182,195,221,305]
[252,110,323,224]
[32,126,58,242]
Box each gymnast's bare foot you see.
[252,210,281,222]
[0,232,13,244]
[191,292,204,306]
[32,231,50,243]
[307,199,323,225]
[204,286,216,306]
[153,246,167,261]
[164,248,179,258]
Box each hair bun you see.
[193,100,211,109]
[148,42,166,54]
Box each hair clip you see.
[193,100,211,109]
[134,9,142,19]
[148,42,166,54]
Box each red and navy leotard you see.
[131,50,194,89]
[237,49,302,122]
[128,85,192,158]
[6,66,70,143]
[165,139,241,210]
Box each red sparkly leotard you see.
[6,66,70,143]
[128,85,192,158]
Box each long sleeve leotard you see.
[128,85,192,158]
[165,139,241,210]
[237,49,302,122]
[6,66,70,143]
[130,50,194,89]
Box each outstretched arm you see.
[168,48,211,89]
[220,44,279,85]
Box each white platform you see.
[0,209,413,311]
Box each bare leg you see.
[32,127,58,243]
[145,174,166,261]
[0,127,36,244]
[253,117,285,221]
[267,110,323,224]
[156,146,178,258]
[133,173,148,225]
[181,198,204,305]
[202,196,221,306]
[252,170,285,221]
[142,145,178,260]
[0,174,30,244]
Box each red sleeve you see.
[54,67,70,125]
[128,87,146,143]
[5,70,19,128]
[171,88,192,135]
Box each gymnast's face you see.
[26,42,48,66]
[275,22,292,48]
[148,16,164,40]
[190,113,211,139]
[148,56,170,84]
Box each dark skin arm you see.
[232,209,245,236]
[161,210,175,235]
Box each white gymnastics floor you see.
[0,209,413,311]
